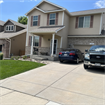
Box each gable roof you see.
[0,20,5,26]
[25,0,65,16]
[4,19,27,28]
[0,29,27,39]
[70,8,105,16]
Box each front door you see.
[50,39,58,55]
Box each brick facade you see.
[68,37,105,48]
[25,46,31,55]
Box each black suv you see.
[84,45,105,69]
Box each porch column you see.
[51,33,55,56]
[60,37,63,48]
[31,35,34,55]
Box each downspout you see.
[5,38,11,58]
[99,13,103,35]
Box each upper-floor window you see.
[33,16,38,26]
[6,25,14,31]
[78,16,90,28]
[33,36,39,46]
[49,13,56,25]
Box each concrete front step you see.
[31,55,59,61]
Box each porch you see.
[29,26,65,60]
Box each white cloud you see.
[0,0,3,4]
[20,0,24,2]
[95,0,105,8]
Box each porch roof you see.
[29,25,65,35]
[0,29,27,39]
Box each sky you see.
[0,0,105,22]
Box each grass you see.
[0,60,45,80]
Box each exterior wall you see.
[0,26,4,32]
[101,13,105,30]
[57,12,70,49]
[11,33,26,56]
[69,14,101,35]
[16,25,25,32]
[68,37,105,48]
[0,39,10,58]
[38,2,60,11]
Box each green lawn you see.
[0,60,45,80]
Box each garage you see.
[74,45,92,53]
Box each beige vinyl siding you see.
[69,14,101,35]
[11,33,26,56]
[57,12,70,48]
[41,35,61,48]
[38,2,60,11]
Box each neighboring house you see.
[25,0,105,60]
[0,19,27,58]
[0,20,5,32]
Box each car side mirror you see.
[85,49,88,52]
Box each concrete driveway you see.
[0,62,105,105]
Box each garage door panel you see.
[74,45,92,53]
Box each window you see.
[78,16,90,28]
[33,16,38,26]
[6,25,14,31]
[33,36,39,46]
[49,13,56,25]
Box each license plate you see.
[95,63,101,66]
[64,54,68,56]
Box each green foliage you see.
[23,56,27,59]
[0,60,45,80]
[0,53,3,60]
[15,56,20,60]
[18,16,28,25]
[11,56,14,60]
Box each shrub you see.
[23,56,27,59]
[0,53,3,60]
[11,56,15,60]
[15,56,20,60]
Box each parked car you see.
[58,49,84,64]
[84,45,105,69]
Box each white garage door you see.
[74,45,92,53]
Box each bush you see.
[23,56,27,59]
[0,53,3,60]
[11,56,15,60]
[15,56,20,60]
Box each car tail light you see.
[59,52,62,55]
[69,53,75,55]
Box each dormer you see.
[4,19,26,33]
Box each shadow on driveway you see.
[86,67,105,74]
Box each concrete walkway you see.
[0,62,105,105]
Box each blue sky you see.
[0,0,105,22]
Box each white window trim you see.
[33,16,38,26]
[49,13,56,25]
[33,36,39,47]
[6,25,14,31]
[78,16,90,28]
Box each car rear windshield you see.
[90,45,105,52]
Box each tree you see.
[18,16,28,25]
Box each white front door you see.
[50,39,58,55]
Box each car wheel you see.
[76,58,79,64]
[84,64,88,69]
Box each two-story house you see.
[25,0,105,60]
[0,19,27,58]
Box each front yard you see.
[0,60,45,80]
